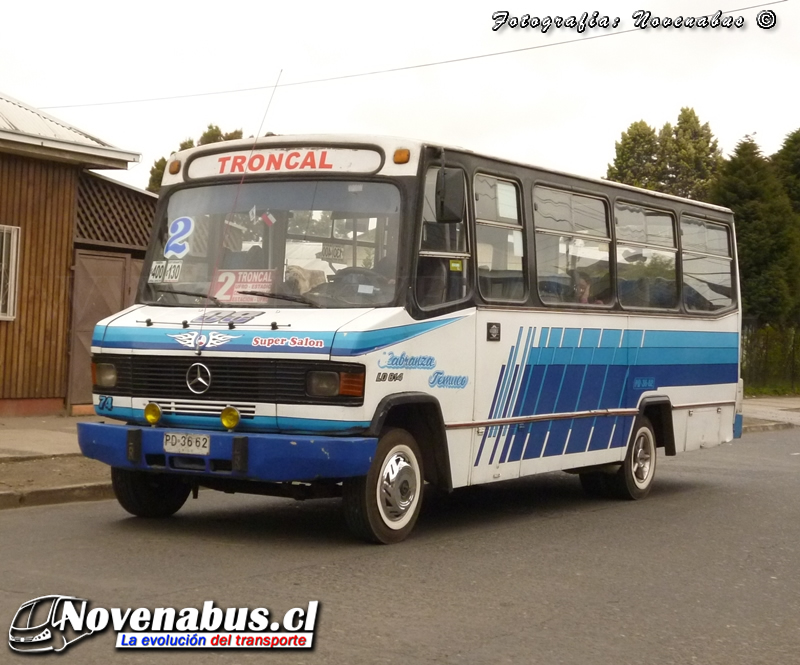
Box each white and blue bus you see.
[77,135,743,543]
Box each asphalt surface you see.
[0,398,797,510]
[2,427,799,664]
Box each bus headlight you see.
[220,406,241,430]
[93,363,118,388]
[144,402,162,425]
[307,371,340,397]
[306,371,365,398]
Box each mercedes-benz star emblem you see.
[186,363,212,394]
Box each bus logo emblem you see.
[186,363,212,394]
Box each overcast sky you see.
[0,0,794,191]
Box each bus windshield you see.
[140,180,401,308]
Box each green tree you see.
[146,126,245,193]
[772,128,800,214]
[711,137,800,325]
[666,108,723,200]
[656,122,676,193]
[198,124,243,146]
[605,120,660,189]
[147,157,167,194]
[606,108,722,202]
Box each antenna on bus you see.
[197,69,285,347]
[252,69,283,146]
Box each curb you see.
[742,422,795,434]
[0,452,84,464]
[0,482,114,510]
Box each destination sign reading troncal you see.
[188,148,382,178]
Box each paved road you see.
[2,429,799,664]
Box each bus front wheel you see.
[607,416,657,500]
[111,468,191,518]
[342,429,424,544]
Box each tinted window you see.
[615,202,678,310]
[534,187,607,236]
[681,216,731,256]
[534,188,610,306]
[475,175,525,301]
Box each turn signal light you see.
[168,159,182,175]
[339,372,365,397]
[393,149,410,164]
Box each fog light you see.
[94,363,117,388]
[221,406,240,430]
[144,402,162,425]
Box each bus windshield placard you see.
[188,148,383,179]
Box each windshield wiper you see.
[237,290,321,308]
[154,287,220,306]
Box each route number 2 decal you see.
[214,271,236,300]
[164,216,195,258]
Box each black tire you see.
[342,429,424,544]
[579,471,613,498]
[606,416,657,500]
[111,468,191,518]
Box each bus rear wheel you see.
[111,468,191,518]
[606,416,657,500]
[342,429,424,544]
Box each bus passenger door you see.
[468,174,529,484]
[470,314,533,484]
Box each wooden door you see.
[68,250,129,406]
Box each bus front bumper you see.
[77,422,378,483]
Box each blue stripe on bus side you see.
[473,364,507,466]
[643,330,739,348]
[524,422,550,459]
[565,418,593,454]
[99,327,336,352]
[600,329,622,347]
[636,347,738,365]
[487,330,524,464]
[331,318,463,356]
[477,327,739,468]
[580,328,602,348]
[499,328,535,463]
[490,362,521,464]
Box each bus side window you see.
[416,166,471,309]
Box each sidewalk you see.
[0,398,797,510]
[739,395,800,430]
[0,414,121,509]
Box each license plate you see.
[163,432,211,456]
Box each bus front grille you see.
[93,354,364,406]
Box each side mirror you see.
[435,168,465,223]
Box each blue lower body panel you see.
[733,413,743,439]
[77,422,378,482]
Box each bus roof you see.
[163,133,733,215]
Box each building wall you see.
[0,153,78,411]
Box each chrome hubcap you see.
[632,432,653,486]
[379,452,418,522]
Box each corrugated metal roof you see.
[0,92,112,148]
[0,91,140,168]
